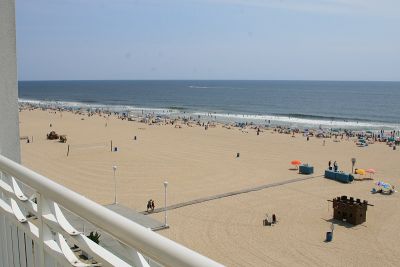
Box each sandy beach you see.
[19,108,400,266]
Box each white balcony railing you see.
[0,154,223,267]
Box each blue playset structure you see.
[324,170,354,183]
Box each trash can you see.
[326,231,333,242]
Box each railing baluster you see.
[37,192,46,267]
[0,213,9,267]
[120,242,151,267]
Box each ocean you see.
[18,80,400,130]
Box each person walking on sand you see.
[272,214,277,224]
[151,200,155,211]
[146,200,151,212]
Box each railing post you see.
[0,0,20,163]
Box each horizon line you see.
[18,79,400,83]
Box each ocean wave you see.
[272,113,370,123]
[19,98,399,129]
[188,86,212,89]
[193,112,400,129]
[166,106,187,111]
[18,99,179,114]
[188,85,244,90]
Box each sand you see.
[19,109,400,266]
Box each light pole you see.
[351,158,356,174]
[163,181,168,226]
[113,165,117,204]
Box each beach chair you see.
[263,218,272,226]
[59,135,67,143]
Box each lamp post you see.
[113,165,117,204]
[163,181,168,227]
[351,158,356,174]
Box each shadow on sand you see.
[322,218,367,229]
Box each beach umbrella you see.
[291,160,302,169]
[366,168,376,179]
[355,169,365,175]
[291,160,302,166]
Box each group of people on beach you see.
[328,160,339,172]
[20,103,400,154]
[263,213,278,226]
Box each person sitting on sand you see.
[263,214,271,226]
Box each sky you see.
[16,0,400,81]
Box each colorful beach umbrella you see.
[291,160,302,165]
[366,168,376,174]
[366,168,376,179]
[290,160,302,170]
[355,169,365,175]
